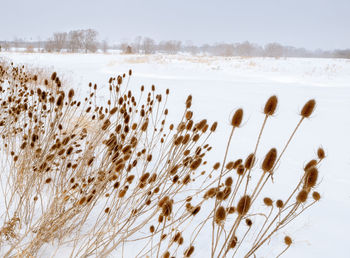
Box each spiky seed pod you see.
[245,218,252,226]
[117,75,122,85]
[184,246,194,257]
[304,159,317,171]
[225,177,233,186]
[190,158,202,170]
[185,111,193,120]
[190,206,200,216]
[263,197,273,206]
[296,190,308,203]
[196,119,207,131]
[317,147,325,159]
[158,196,169,208]
[225,161,234,170]
[223,187,231,200]
[141,120,148,131]
[304,166,318,188]
[264,95,278,116]
[262,148,277,172]
[51,72,57,81]
[213,162,220,170]
[244,153,256,169]
[236,164,245,175]
[276,199,284,208]
[215,206,227,223]
[229,236,238,249]
[300,99,316,118]
[237,195,251,216]
[233,159,242,169]
[79,197,86,205]
[204,188,217,199]
[162,200,173,217]
[173,232,181,242]
[68,89,75,99]
[216,191,224,200]
[174,135,183,145]
[227,206,235,214]
[210,122,218,132]
[231,108,243,127]
[284,236,292,246]
[312,191,321,201]
[183,174,191,184]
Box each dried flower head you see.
[264,95,278,116]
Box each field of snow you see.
[1,52,349,257]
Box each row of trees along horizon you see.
[0,29,349,59]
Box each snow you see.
[1,52,349,257]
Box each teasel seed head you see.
[276,199,284,208]
[262,148,277,172]
[51,72,57,81]
[284,236,292,246]
[210,121,218,132]
[244,153,256,169]
[304,166,318,189]
[237,195,251,216]
[213,162,220,170]
[264,95,278,116]
[263,197,273,206]
[245,218,253,226]
[296,190,308,203]
[229,236,238,249]
[312,191,321,201]
[317,147,325,160]
[304,159,317,171]
[184,245,194,257]
[300,99,316,118]
[231,108,243,127]
[225,177,233,187]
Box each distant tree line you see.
[1,32,350,59]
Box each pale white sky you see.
[1,0,349,50]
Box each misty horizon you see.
[1,0,349,51]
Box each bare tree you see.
[142,37,155,54]
[265,43,284,57]
[159,40,182,54]
[235,41,256,57]
[44,39,55,52]
[53,32,67,52]
[82,29,98,53]
[68,30,83,52]
[133,36,142,54]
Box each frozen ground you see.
[1,52,350,257]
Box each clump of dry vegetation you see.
[0,60,324,257]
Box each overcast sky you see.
[1,0,349,50]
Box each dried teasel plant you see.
[0,60,324,257]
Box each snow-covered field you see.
[1,52,349,257]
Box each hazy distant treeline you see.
[1,30,349,59]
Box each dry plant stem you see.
[212,126,235,256]
[246,204,300,257]
[244,115,268,194]
[276,245,290,258]
[0,63,322,258]
[252,206,274,246]
[252,117,304,204]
